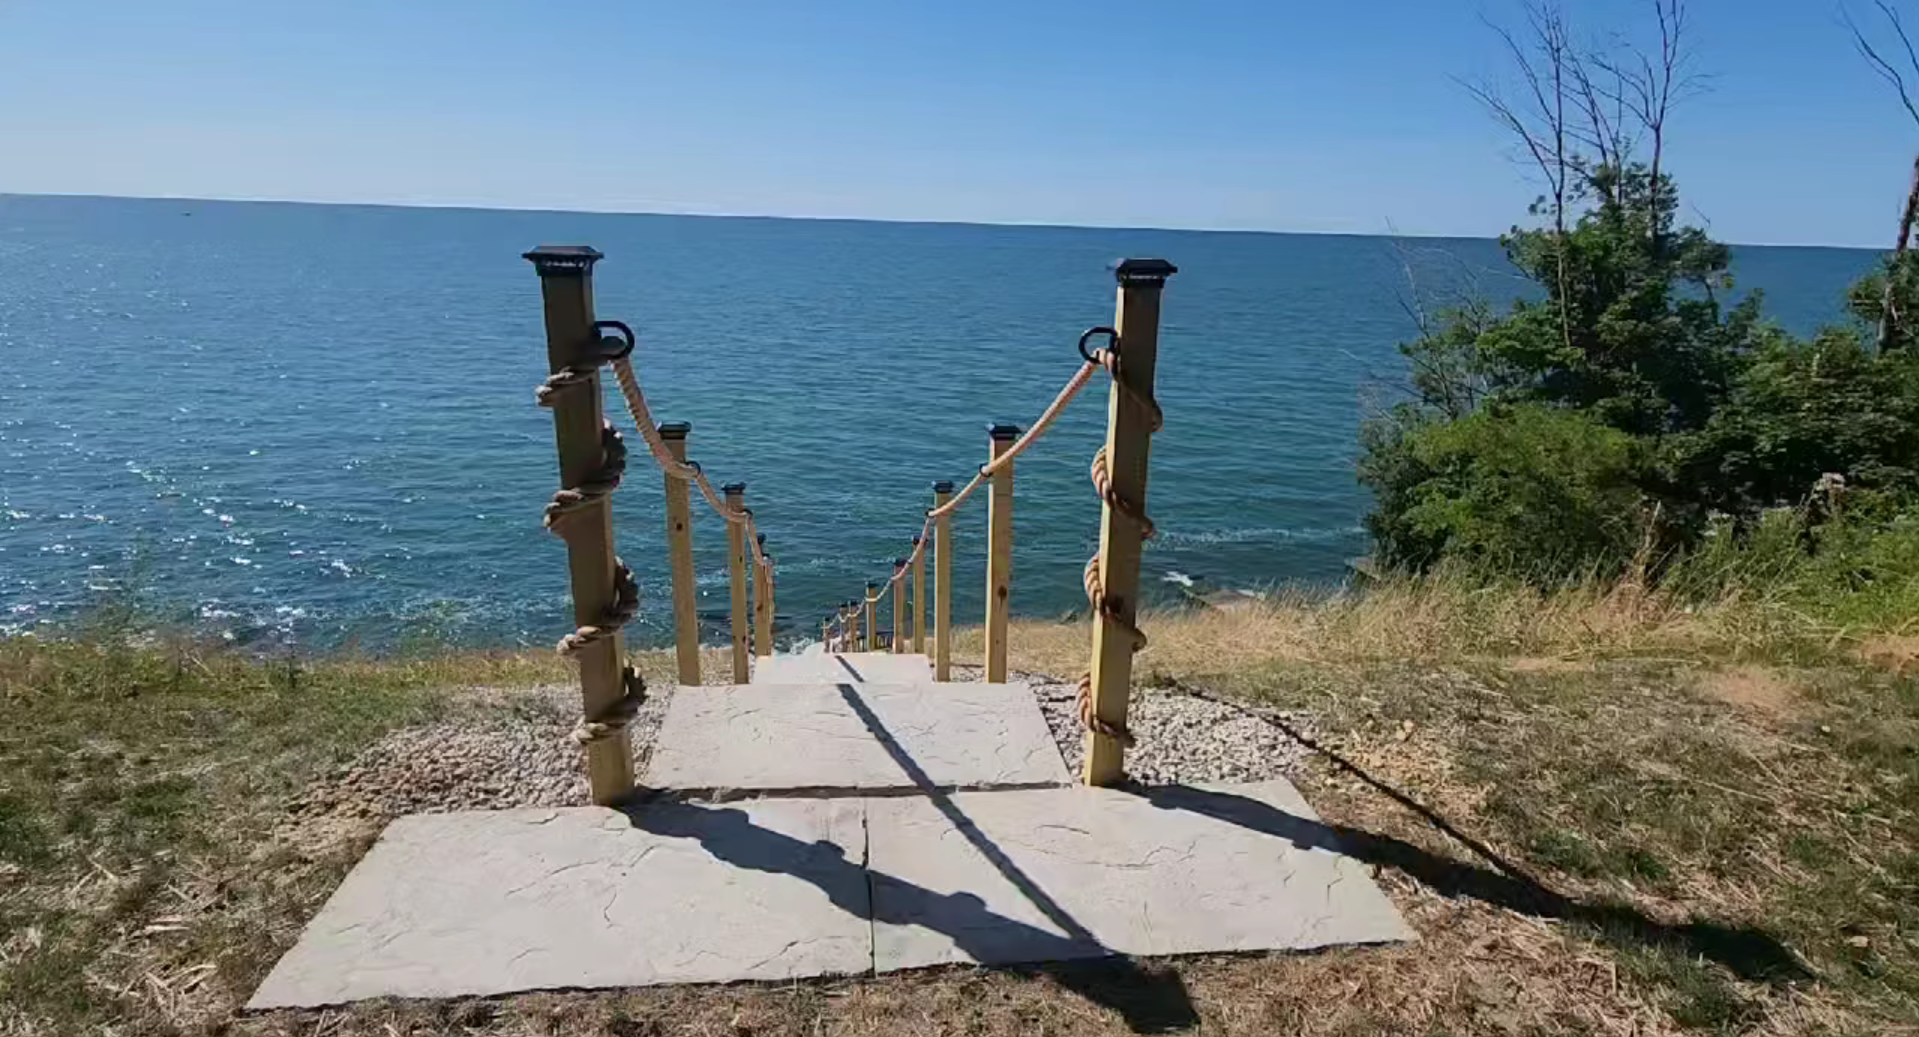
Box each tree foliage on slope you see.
[1362,0,1919,579]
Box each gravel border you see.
[287,670,1318,830]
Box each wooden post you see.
[658,422,701,686]
[525,245,634,805]
[983,424,1019,684]
[932,480,954,681]
[864,583,879,652]
[911,535,927,655]
[723,482,750,683]
[754,533,774,657]
[891,559,907,654]
[845,600,860,654]
[1083,258,1176,786]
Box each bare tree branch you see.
[1464,3,1582,354]
[1847,0,1919,129]
[1845,2,1919,347]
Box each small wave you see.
[1153,524,1364,547]
[1161,570,1196,588]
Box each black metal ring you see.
[592,320,637,361]
[1078,326,1118,364]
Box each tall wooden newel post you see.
[1082,258,1176,786]
[932,480,954,681]
[723,483,750,683]
[526,245,635,804]
[755,533,774,657]
[983,424,1020,684]
[659,422,701,685]
[911,536,927,655]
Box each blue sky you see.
[0,1,1908,246]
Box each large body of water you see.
[0,194,1882,651]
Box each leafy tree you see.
[1673,325,1919,516]
[1362,403,1645,578]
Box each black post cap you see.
[987,422,1022,440]
[932,480,955,494]
[894,558,907,568]
[721,482,747,495]
[657,421,691,440]
[523,245,603,277]
[911,534,922,545]
[756,532,766,544]
[1113,257,1177,283]
[866,581,879,590]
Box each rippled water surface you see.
[0,195,1880,649]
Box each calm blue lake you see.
[0,195,1883,651]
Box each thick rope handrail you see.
[854,340,1157,624]
[856,352,1106,614]
[606,354,776,576]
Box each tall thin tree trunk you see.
[1879,153,1919,351]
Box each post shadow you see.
[831,682,1198,1032]
[1133,783,1811,985]
[621,797,1197,1034]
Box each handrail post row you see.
[864,582,879,652]
[892,559,907,654]
[1082,258,1177,786]
[723,482,750,683]
[658,422,701,686]
[911,535,926,655]
[983,424,1020,683]
[754,532,773,657]
[932,480,954,681]
[525,245,634,804]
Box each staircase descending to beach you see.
[241,245,1415,1012]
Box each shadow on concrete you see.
[1135,782,1811,985]
[621,797,1197,1034]
[844,679,1196,1032]
[834,655,865,681]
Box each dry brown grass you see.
[1860,633,1919,677]
[6,581,1917,1036]
[1696,665,1800,719]
[955,573,1807,687]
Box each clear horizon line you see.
[0,189,1889,252]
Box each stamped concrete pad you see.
[646,682,1069,793]
[866,780,1413,971]
[753,652,932,685]
[248,801,870,1009]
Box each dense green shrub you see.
[1362,404,1646,579]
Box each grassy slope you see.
[2,579,1915,1036]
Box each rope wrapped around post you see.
[528,312,649,769]
[1071,325,1165,749]
[572,664,648,746]
[1072,326,1164,747]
